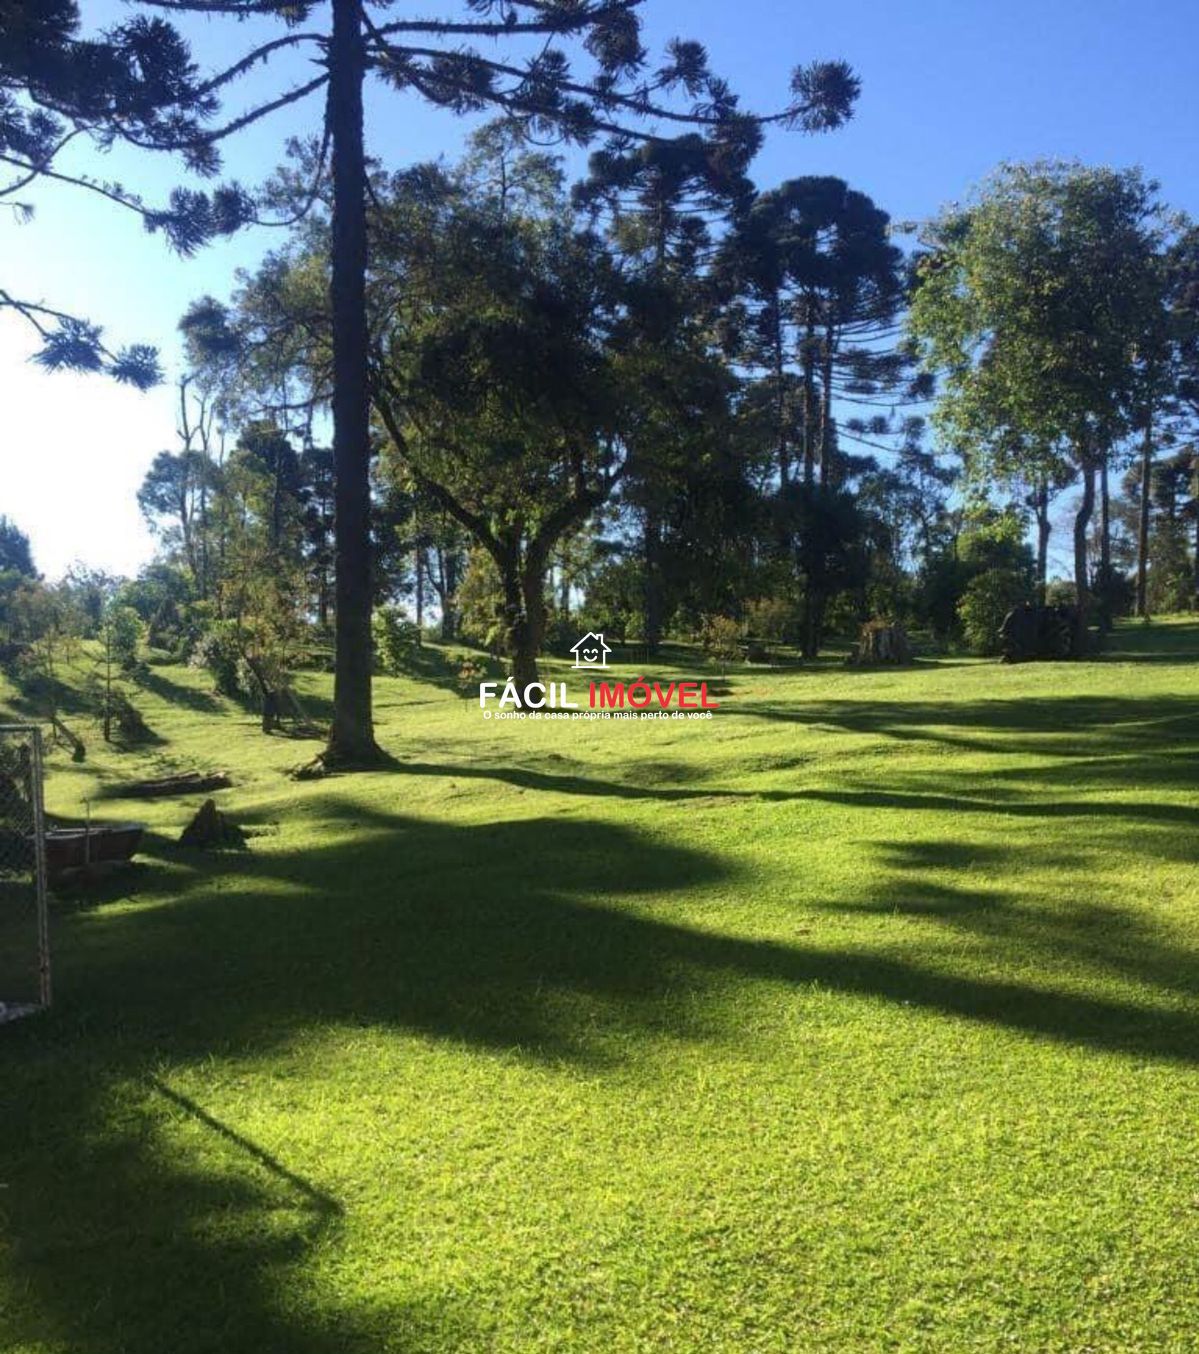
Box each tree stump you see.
[179,798,245,849]
[851,621,912,666]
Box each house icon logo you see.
[569,632,612,669]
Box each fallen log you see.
[115,771,232,799]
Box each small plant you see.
[105,604,145,673]
[373,606,422,675]
[456,654,487,701]
[700,614,742,673]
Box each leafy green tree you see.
[909,162,1169,651]
[207,427,309,730]
[575,133,753,651]
[369,177,629,686]
[91,602,146,742]
[0,518,36,579]
[719,176,914,654]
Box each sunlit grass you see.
[2,620,1198,1351]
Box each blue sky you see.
[4,0,1198,576]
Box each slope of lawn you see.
[2,620,1198,1352]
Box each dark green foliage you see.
[0,1,254,383]
[0,517,36,578]
[372,608,421,675]
[189,624,244,700]
[960,569,1034,655]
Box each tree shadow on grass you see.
[135,666,226,715]
[817,836,1199,1002]
[6,794,1199,1349]
[1100,619,1199,663]
[736,692,1199,763]
[782,785,1199,831]
[389,756,745,803]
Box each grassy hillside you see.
[2,622,1198,1352]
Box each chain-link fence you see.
[0,725,50,1022]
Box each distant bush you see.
[372,606,421,674]
[745,596,795,644]
[190,623,244,698]
[1092,563,1135,622]
[455,550,505,652]
[700,614,742,668]
[959,569,1031,655]
[456,654,487,699]
[1045,579,1077,608]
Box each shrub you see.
[958,569,1032,655]
[1092,563,1135,621]
[190,623,245,698]
[700,614,742,669]
[456,655,487,699]
[1045,579,1077,608]
[745,596,796,644]
[372,606,421,674]
[455,550,505,652]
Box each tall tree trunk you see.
[1097,451,1113,631]
[558,559,570,618]
[520,564,547,687]
[198,473,209,601]
[435,547,458,641]
[1136,412,1153,619]
[643,508,663,656]
[772,303,789,485]
[499,551,543,689]
[800,322,816,487]
[1034,479,1050,604]
[818,322,834,489]
[1073,456,1096,656]
[414,548,424,630]
[325,0,381,764]
[1193,455,1199,609]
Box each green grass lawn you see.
[2,621,1199,1352]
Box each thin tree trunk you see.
[1193,455,1199,609]
[1136,412,1153,619]
[643,508,663,656]
[325,0,381,764]
[435,545,459,641]
[1097,451,1113,631]
[198,472,209,601]
[818,322,834,489]
[1073,457,1096,656]
[801,321,816,487]
[414,548,424,630]
[772,304,789,485]
[1035,479,1050,604]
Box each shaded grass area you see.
[1,619,1198,1351]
